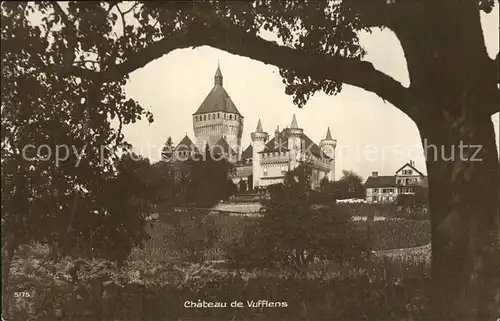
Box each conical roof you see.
[290,114,299,128]
[325,127,332,140]
[215,65,222,80]
[256,119,263,133]
[193,65,242,116]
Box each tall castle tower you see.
[192,64,244,160]
[251,119,268,189]
[287,114,304,171]
[319,127,337,181]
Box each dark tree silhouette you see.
[185,146,236,207]
[334,170,366,200]
[161,136,174,162]
[2,1,499,318]
[229,164,366,270]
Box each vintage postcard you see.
[1,1,499,320]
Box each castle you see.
[173,64,337,191]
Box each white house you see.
[364,161,427,203]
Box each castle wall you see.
[193,112,243,159]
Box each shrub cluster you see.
[8,257,431,321]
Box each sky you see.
[123,6,499,181]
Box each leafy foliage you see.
[316,169,365,202]
[1,4,155,315]
[168,212,220,263]
[161,136,174,162]
[184,147,237,208]
[228,164,367,270]
[396,185,429,207]
[7,254,431,321]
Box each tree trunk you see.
[2,241,16,319]
[418,110,499,320]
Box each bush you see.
[7,257,432,321]
[226,206,369,271]
[165,212,220,263]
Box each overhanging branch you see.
[62,25,418,119]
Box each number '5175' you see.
[14,291,31,298]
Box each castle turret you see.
[251,119,268,189]
[319,127,337,181]
[287,114,303,170]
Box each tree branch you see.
[51,2,77,74]
[62,25,419,119]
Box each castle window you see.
[218,113,220,118]
[203,115,206,121]
[229,114,232,120]
[263,168,268,176]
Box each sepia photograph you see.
[1,1,499,320]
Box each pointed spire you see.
[256,119,263,133]
[325,127,332,140]
[214,62,223,86]
[290,114,298,129]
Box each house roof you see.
[193,66,242,116]
[176,135,194,151]
[364,176,397,188]
[212,137,236,156]
[241,144,253,159]
[264,129,327,159]
[395,162,424,176]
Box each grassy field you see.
[132,208,430,264]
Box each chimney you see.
[372,171,378,177]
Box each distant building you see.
[364,161,427,203]
[171,64,337,191]
[234,116,336,191]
